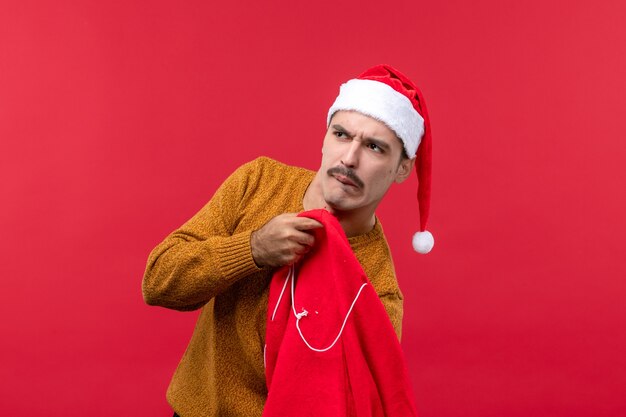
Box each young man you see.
[143,64,434,417]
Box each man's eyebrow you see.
[332,124,391,151]
[331,124,353,136]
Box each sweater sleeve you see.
[379,291,404,341]
[142,161,262,311]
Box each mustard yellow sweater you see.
[143,157,404,417]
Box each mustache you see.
[327,166,364,189]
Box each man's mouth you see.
[327,167,364,189]
[335,174,357,187]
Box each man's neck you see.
[330,208,376,238]
[303,174,376,238]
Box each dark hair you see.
[400,145,409,160]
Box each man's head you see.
[317,110,414,216]
[321,64,434,253]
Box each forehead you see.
[329,110,404,151]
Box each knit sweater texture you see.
[142,157,404,417]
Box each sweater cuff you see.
[214,230,261,279]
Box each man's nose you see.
[341,141,360,168]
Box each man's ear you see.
[395,157,415,184]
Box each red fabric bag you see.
[264,209,418,417]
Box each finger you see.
[292,218,324,231]
[291,230,315,247]
[292,245,310,257]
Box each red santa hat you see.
[327,64,434,254]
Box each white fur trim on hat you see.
[327,79,424,158]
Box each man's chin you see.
[323,197,358,214]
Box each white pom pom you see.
[412,230,434,254]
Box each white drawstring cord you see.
[271,267,293,321]
[270,265,367,352]
[288,265,367,353]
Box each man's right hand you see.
[250,213,324,268]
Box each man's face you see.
[318,110,414,214]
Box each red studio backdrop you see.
[1,1,625,416]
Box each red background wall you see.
[1,1,625,416]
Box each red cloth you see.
[264,209,418,417]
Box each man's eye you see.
[368,143,382,153]
[334,131,347,138]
